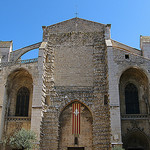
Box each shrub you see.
[9,128,37,150]
[112,146,125,150]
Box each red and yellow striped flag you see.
[72,103,81,135]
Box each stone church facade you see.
[0,18,150,150]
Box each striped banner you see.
[72,103,81,135]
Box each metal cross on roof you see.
[75,5,78,18]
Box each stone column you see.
[0,84,7,142]
[39,42,59,150]
[40,107,59,150]
[31,42,47,143]
[92,33,111,150]
[140,36,150,59]
[30,83,42,141]
[106,39,123,147]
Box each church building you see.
[0,18,150,150]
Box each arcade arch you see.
[123,130,150,150]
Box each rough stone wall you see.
[6,120,31,136]
[140,36,150,59]
[54,44,93,86]
[92,33,111,149]
[40,30,111,150]
[42,18,105,40]
[0,41,12,62]
[40,41,59,149]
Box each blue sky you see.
[1,0,150,59]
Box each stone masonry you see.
[40,23,111,149]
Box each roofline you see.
[43,17,108,29]
[111,39,140,51]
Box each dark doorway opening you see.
[123,131,149,150]
[128,148,144,150]
[68,147,84,150]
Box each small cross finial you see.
[75,5,78,18]
[75,12,78,18]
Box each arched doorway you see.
[58,101,93,150]
[123,131,150,150]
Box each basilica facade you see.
[0,18,150,150]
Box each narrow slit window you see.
[125,54,129,59]
[104,95,108,105]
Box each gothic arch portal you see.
[119,67,149,115]
[119,67,150,150]
[123,130,150,150]
[6,68,33,117]
[58,101,93,150]
[4,68,33,139]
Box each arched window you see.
[15,87,30,116]
[125,83,140,114]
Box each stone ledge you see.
[121,114,149,120]
[7,116,31,121]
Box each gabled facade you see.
[0,18,150,150]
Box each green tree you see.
[9,128,37,150]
